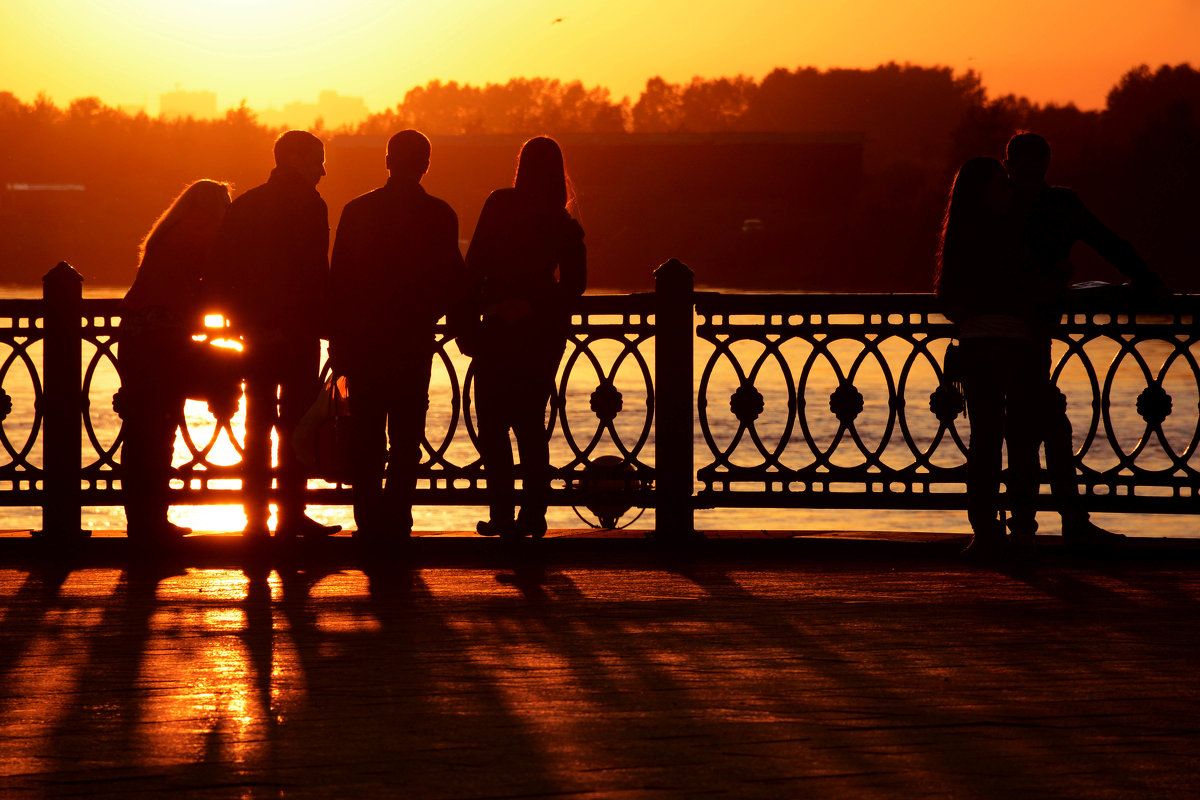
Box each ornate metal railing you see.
[694,292,1200,513]
[1,261,1197,537]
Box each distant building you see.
[160,89,218,120]
[257,90,369,130]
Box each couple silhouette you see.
[936,132,1168,558]
[120,130,585,544]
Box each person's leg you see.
[348,371,388,534]
[512,346,561,535]
[240,351,276,533]
[276,340,323,532]
[381,357,433,534]
[1032,337,1122,542]
[1033,336,1087,526]
[1004,339,1044,541]
[961,339,1007,543]
[474,361,516,526]
[123,391,177,536]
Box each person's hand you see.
[456,329,479,359]
[1132,272,1173,306]
[326,342,343,377]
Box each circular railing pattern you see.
[5,292,1196,513]
[0,317,44,488]
[695,295,1200,509]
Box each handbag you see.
[180,337,243,419]
[293,374,353,484]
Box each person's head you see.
[139,179,232,263]
[935,157,1010,288]
[385,130,431,184]
[1004,131,1051,190]
[274,129,326,187]
[514,136,573,210]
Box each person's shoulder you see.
[344,186,387,212]
[229,180,270,208]
[1045,185,1084,205]
[484,187,518,207]
[421,191,458,221]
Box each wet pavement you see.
[1,531,1199,798]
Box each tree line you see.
[0,63,1196,290]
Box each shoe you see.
[516,516,547,539]
[961,520,1007,561]
[961,535,1007,561]
[280,516,342,538]
[476,519,515,537]
[128,520,191,542]
[162,521,193,539]
[1062,519,1126,546]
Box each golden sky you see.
[2,0,1197,114]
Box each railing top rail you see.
[695,291,1200,318]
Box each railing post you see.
[653,258,696,538]
[41,262,86,538]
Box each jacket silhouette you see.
[330,134,466,538]
[463,138,586,538]
[204,131,338,538]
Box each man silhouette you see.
[208,130,340,538]
[1005,131,1167,545]
[329,130,466,540]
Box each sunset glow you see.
[2,0,1196,116]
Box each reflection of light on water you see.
[169,504,256,533]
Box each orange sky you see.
[2,0,1196,115]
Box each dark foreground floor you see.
[1,534,1199,798]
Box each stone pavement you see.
[1,531,1199,798]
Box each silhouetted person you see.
[329,130,466,540]
[120,179,231,543]
[459,137,586,538]
[1005,131,1168,546]
[207,130,340,538]
[935,157,1043,558]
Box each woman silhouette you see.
[120,179,231,542]
[461,137,586,538]
[935,157,1042,558]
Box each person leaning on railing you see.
[1005,130,1171,548]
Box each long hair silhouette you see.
[513,136,575,212]
[139,179,232,263]
[934,156,1007,297]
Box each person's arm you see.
[436,205,472,342]
[1072,193,1167,296]
[455,194,503,356]
[306,196,332,339]
[556,215,587,300]
[201,202,249,322]
[327,201,364,361]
